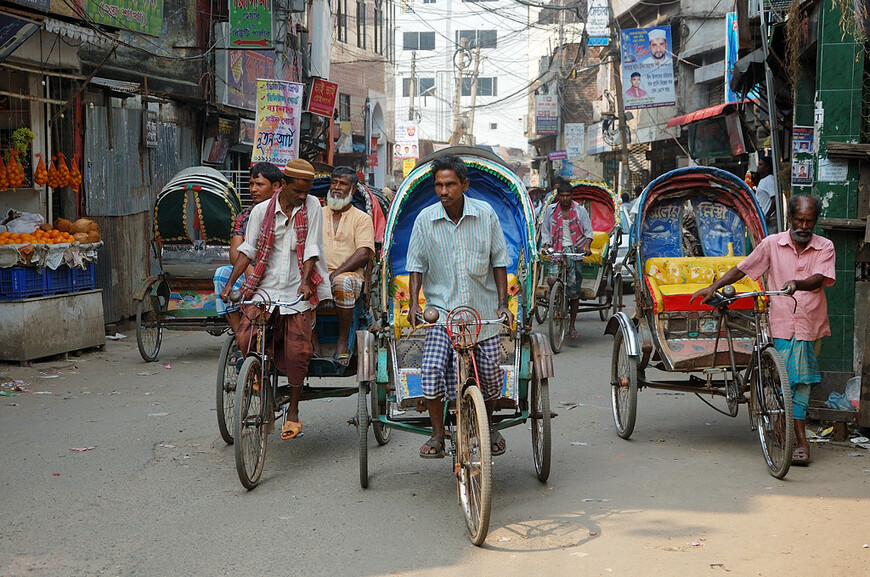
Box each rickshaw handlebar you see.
[228,289,304,309]
[407,313,509,335]
[541,249,588,258]
[711,286,797,313]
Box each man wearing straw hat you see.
[220,158,331,441]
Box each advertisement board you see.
[252,80,304,168]
[229,0,273,49]
[620,27,676,110]
[394,121,419,159]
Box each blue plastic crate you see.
[0,267,46,300]
[44,266,73,295]
[71,262,96,291]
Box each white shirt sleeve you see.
[238,202,265,260]
[540,205,554,246]
[303,195,322,262]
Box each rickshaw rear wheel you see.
[235,356,268,490]
[530,371,552,482]
[216,334,240,445]
[135,297,163,362]
[533,290,548,324]
[598,265,614,321]
[611,331,638,439]
[754,347,794,479]
[548,282,566,353]
[457,385,492,546]
[358,382,370,488]
[611,275,624,317]
[370,383,392,445]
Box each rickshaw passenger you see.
[219,159,331,441]
[318,166,375,363]
[213,162,281,333]
[690,195,834,466]
[406,154,514,459]
[540,179,593,341]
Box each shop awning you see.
[666,102,745,128]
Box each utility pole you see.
[465,43,482,145]
[408,51,417,121]
[759,0,783,231]
[608,0,631,195]
[450,41,471,144]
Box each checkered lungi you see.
[773,336,821,421]
[213,265,246,315]
[421,326,504,401]
[547,246,584,300]
[331,271,364,309]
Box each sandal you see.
[568,329,579,341]
[281,419,303,440]
[791,446,810,466]
[333,352,351,366]
[420,435,446,459]
[490,429,506,456]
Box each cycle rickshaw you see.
[353,146,555,545]
[534,179,623,352]
[134,167,241,362]
[605,167,795,478]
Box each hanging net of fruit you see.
[47,155,59,189]
[0,157,8,189]
[56,152,70,189]
[69,154,82,191]
[34,153,48,186]
[7,150,25,188]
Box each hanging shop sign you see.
[240,118,256,145]
[78,0,165,37]
[0,13,40,64]
[586,0,609,46]
[203,118,235,165]
[586,122,607,156]
[535,94,559,136]
[224,50,275,110]
[548,150,567,161]
[229,0,273,49]
[143,110,158,148]
[252,80,304,168]
[564,123,585,158]
[307,78,338,117]
[394,121,419,159]
[620,27,676,110]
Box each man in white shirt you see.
[754,156,777,232]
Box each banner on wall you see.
[252,80,304,168]
[394,121,419,159]
[77,0,165,37]
[564,123,585,158]
[535,94,559,135]
[229,0,273,49]
[620,27,675,110]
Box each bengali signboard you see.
[225,50,275,110]
[620,27,676,110]
[586,0,609,46]
[535,94,559,136]
[394,121,419,159]
[308,78,338,117]
[78,0,165,37]
[564,123,585,158]
[252,80,304,168]
[229,0,273,49]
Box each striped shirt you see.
[406,196,510,341]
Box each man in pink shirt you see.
[691,195,835,465]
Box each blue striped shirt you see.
[406,196,510,341]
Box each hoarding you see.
[229,0,273,49]
[394,121,419,159]
[78,0,165,37]
[535,94,559,135]
[252,80,304,168]
[621,27,675,110]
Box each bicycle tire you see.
[135,297,162,362]
[611,330,638,439]
[548,282,566,353]
[530,370,551,482]
[235,356,268,490]
[457,385,492,546]
[216,334,239,444]
[754,347,794,479]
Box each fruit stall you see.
[0,128,104,363]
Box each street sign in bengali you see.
[252,80,304,169]
[78,0,165,37]
[307,77,338,117]
[535,94,559,136]
[548,150,567,161]
[229,0,273,49]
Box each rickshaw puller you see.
[220,158,331,440]
[213,162,281,333]
[406,155,514,459]
[540,179,594,341]
[317,166,375,364]
[690,195,834,466]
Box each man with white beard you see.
[320,166,375,363]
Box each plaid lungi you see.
[331,271,364,309]
[547,246,584,300]
[421,326,504,401]
[774,336,821,420]
[213,265,246,315]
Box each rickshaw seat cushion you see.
[583,231,610,264]
[390,273,521,334]
[644,256,760,312]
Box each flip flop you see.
[791,447,810,466]
[420,435,445,459]
[333,353,351,366]
[281,419,303,440]
[490,429,506,456]
[568,330,579,341]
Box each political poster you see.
[564,123,585,158]
[535,94,559,135]
[620,27,676,110]
[252,80,304,169]
[394,121,419,159]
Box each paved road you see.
[2,307,868,576]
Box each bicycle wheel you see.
[135,297,162,362]
[370,382,392,446]
[548,282,566,353]
[358,382,370,488]
[234,356,268,489]
[611,274,623,317]
[598,265,613,321]
[611,330,638,439]
[754,347,794,479]
[534,287,548,324]
[457,385,492,546]
[530,370,551,482]
[216,334,240,445]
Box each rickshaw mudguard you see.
[529,332,555,379]
[605,312,641,358]
[355,330,377,383]
[132,277,158,302]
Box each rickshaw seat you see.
[644,256,760,313]
[583,230,610,265]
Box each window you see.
[402,31,435,51]
[422,0,436,3]
[464,0,496,2]
[461,77,497,96]
[336,0,348,43]
[456,29,497,49]
[356,1,367,49]
[339,93,351,121]
[374,0,384,55]
[402,77,435,97]
[489,123,498,129]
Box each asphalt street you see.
[1,304,868,576]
